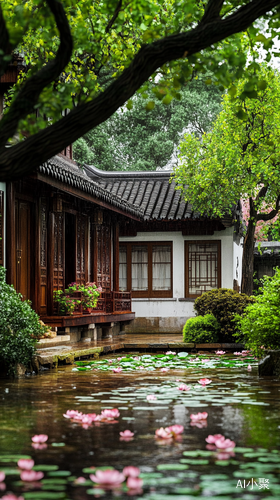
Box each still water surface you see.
[0,353,280,499]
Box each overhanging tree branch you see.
[105,0,123,33]
[257,194,280,221]
[200,0,225,24]
[0,0,73,148]
[1,0,280,180]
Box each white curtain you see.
[131,246,148,291]
[119,246,127,291]
[152,245,171,291]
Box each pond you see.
[0,351,280,500]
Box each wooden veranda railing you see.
[95,291,132,314]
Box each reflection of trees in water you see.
[241,404,280,449]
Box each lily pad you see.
[157,464,189,471]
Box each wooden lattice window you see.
[185,240,221,298]
[0,191,4,267]
[119,242,172,298]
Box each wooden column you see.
[6,182,16,287]
[47,212,55,315]
[113,220,119,291]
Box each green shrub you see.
[235,268,280,357]
[0,266,46,375]
[194,288,254,342]
[183,314,220,343]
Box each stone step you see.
[37,335,71,348]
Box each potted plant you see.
[53,282,102,315]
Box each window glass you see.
[119,246,127,291]
[188,242,219,295]
[131,245,148,291]
[152,245,171,290]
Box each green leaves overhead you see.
[174,65,280,220]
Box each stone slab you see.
[196,343,222,348]
[169,343,194,348]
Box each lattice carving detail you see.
[53,212,64,291]
[76,213,87,285]
[96,225,111,290]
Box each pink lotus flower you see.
[134,356,140,360]
[113,366,122,373]
[31,434,48,444]
[155,425,183,439]
[190,412,208,422]
[108,359,113,363]
[117,357,122,361]
[63,410,83,419]
[17,459,34,470]
[20,470,44,482]
[167,425,184,436]
[160,367,169,372]
[101,409,120,420]
[126,476,143,489]
[175,379,181,382]
[74,477,87,484]
[178,384,190,391]
[1,495,24,500]
[215,437,236,450]
[0,472,5,482]
[120,430,134,438]
[205,434,224,444]
[123,466,140,478]
[215,350,226,355]
[146,394,157,401]
[155,427,172,439]
[198,378,212,386]
[201,359,211,363]
[138,366,145,370]
[90,469,125,488]
[165,351,176,355]
[247,364,252,371]
[234,351,242,355]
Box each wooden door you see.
[15,200,31,301]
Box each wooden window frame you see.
[120,241,173,298]
[185,240,221,298]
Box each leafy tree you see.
[1,0,280,181]
[73,77,222,171]
[235,268,280,356]
[173,65,280,296]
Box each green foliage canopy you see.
[174,66,280,220]
[1,0,280,180]
[73,77,222,170]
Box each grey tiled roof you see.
[38,155,144,219]
[83,165,198,221]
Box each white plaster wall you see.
[0,182,6,267]
[120,227,240,322]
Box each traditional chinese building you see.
[85,165,243,333]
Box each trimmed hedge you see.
[183,314,220,343]
[0,266,46,375]
[194,288,254,342]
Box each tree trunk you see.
[241,218,256,296]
